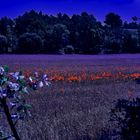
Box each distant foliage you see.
[110,98,140,140]
[0,35,7,54]
[18,33,43,54]
[123,33,138,53]
[0,10,139,54]
[104,12,122,28]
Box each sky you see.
[0,0,140,22]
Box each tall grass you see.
[0,54,140,139]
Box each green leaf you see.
[0,131,7,140]
[0,76,8,86]
[21,87,28,94]
[3,76,8,82]
[3,65,9,73]
[18,79,26,86]
[24,104,32,109]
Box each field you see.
[1,54,140,140]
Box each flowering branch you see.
[0,65,50,140]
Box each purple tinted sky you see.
[0,0,140,22]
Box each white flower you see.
[11,114,19,119]
[43,74,48,80]
[38,81,44,88]
[9,102,16,107]
[29,77,33,82]
[0,67,4,75]
[9,72,19,80]
[34,72,39,77]
[8,82,19,91]
[0,87,6,98]
[44,81,51,86]
[2,93,7,97]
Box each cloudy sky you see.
[0,0,140,22]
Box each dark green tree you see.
[104,12,122,28]
[0,17,16,53]
[18,33,43,54]
[0,17,14,36]
[15,10,47,38]
[0,35,8,53]
[69,12,102,54]
[44,24,70,54]
[122,32,138,53]
[104,13,123,53]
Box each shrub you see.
[0,65,50,140]
[110,97,140,140]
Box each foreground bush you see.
[110,97,140,140]
[0,65,50,140]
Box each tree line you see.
[0,10,140,54]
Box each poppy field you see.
[0,54,140,139]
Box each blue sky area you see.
[0,0,139,22]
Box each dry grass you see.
[0,54,140,140]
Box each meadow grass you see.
[0,54,140,139]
